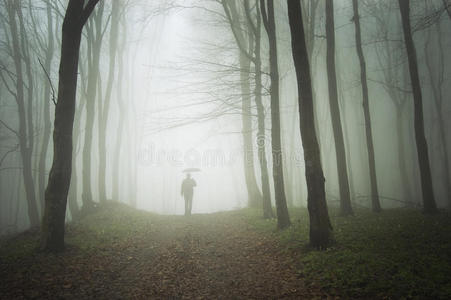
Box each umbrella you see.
[182,167,201,173]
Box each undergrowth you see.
[245,207,451,299]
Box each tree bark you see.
[352,0,381,212]
[287,0,332,248]
[67,94,86,220]
[261,0,290,229]
[398,0,437,213]
[325,0,353,216]
[41,0,100,252]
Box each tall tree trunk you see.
[352,0,381,212]
[17,5,36,207]
[398,0,437,213]
[240,51,263,208]
[287,0,333,248]
[38,2,55,214]
[325,0,353,216]
[222,0,264,209]
[261,0,290,229]
[255,56,274,219]
[98,0,119,203]
[5,0,40,227]
[424,23,451,208]
[112,34,125,202]
[396,109,413,203]
[242,0,274,218]
[378,24,414,204]
[67,96,86,220]
[111,105,124,201]
[41,0,100,252]
[82,2,104,210]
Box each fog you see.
[1,0,450,235]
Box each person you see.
[181,173,197,216]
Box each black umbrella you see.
[182,167,201,173]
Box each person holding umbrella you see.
[181,169,199,216]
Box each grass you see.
[244,207,451,299]
[2,203,451,298]
[0,201,154,261]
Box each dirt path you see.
[120,212,314,299]
[1,211,320,299]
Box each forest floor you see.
[1,202,451,299]
[0,202,322,299]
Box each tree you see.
[41,0,100,252]
[261,0,290,229]
[424,19,451,209]
[112,14,126,202]
[82,1,105,210]
[287,0,332,248]
[368,1,417,205]
[243,0,274,218]
[325,0,353,216]
[221,0,263,209]
[398,0,437,213]
[351,0,381,212]
[222,0,274,218]
[33,0,55,213]
[2,0,40,227]
[98,1,121,204]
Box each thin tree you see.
[112,15,126,202]
[261,0,290,229]
[41,0,100,252]
[98,1,121,203]
[287,0,332,248]
[368,1,416,204]
[221,0,263,209]
[2,0,40,226]
[351,0,381,212]
[424,21,451,209]
[81,1,105,210]
[34,0,55,213]
[325,0,353,216]
[243,0,274,218]
[398,0,437,213]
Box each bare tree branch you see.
[38,58,56,105]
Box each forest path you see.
[109,211,315,299]
[1,207,322,299]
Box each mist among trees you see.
[1,0,451,298]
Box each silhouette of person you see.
[181,173,197,216]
